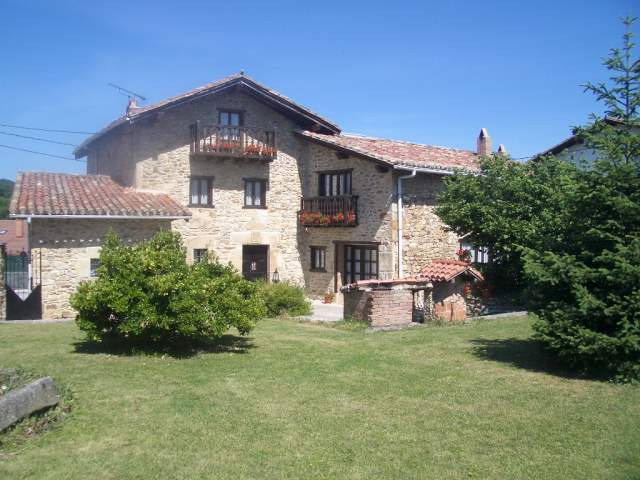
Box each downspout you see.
[26,216,32,290]
[396,168,416,279]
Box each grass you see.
[0,316,638,479]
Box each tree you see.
[524,18,640,381]
[71,231,266,345]
[436,18,640,380]
[575,16,640,166]
[435,154,578,293]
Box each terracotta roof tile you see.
[10,172,190,218]
[299,131,480,173]
[418,259,484,282]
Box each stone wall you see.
[432,279,468,321]
[299,143,395,298]
[83,86,460,301]
[87,89,308,286]
[30,219,170,319]
[397,173,459,276]
[0,245,5,321]
[343,286,415,328]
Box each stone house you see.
[9,73,485,319]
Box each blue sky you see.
[0,0,636,180]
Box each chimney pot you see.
[477,128,493,157]
[497,144,508,156]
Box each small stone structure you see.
[419,259,484,322]
[342,279,433,328]
[0,377,60,431]
[342,259,484,328]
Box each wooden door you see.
[242,245,269,281]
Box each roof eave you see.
[75,76,341,157]
[10,213,191,220]
[296,131,475,175]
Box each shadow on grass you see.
[73,334,255,359]
[469,337,608,381]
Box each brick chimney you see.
[126,97,139,116]
[477,128,492,157]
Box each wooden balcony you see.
[299,195,358,227]
[189,123,277,160]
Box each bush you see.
[70,231,266,345]
[257,281,311,318]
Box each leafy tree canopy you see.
[436,18,640,381]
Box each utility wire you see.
[0,144,85,162]
[0,123,96,135]
[0,130,78,147]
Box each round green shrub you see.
[70,231,266,344]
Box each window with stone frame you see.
[193,248,208,264]
[244,179,267,208]
[344,245,378,285]
[318,170,352,197]
[89,258,100,278]
[190,177,214,207]
[310,246,326,272]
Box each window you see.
[244,179,267,208]
[460,242,490,264]
[310,247,326,272]
[193,248,208,264]
[319,170,352,197]
[190,177,213,207]
[89,258,100,278]
[218,110,243,127]
[344,245,378,285]
[218,110,243,142]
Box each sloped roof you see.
[74,73,340,157]
[418,259,484,282]
[10,172,190,219]
[537,117,626,158]
[298,131,480,173]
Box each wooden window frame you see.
[217,109,245,126]
[243,178,267,209]
[310,246,327,272]
[318,169,353,197]
[89,258,100,278]
[189,176,214,207]
[193,248,208,264]
[344,244,379,285]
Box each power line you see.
[0,130,78,147]
[0,123,96,135]
[0,144,85,162]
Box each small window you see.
[190,177,213,207]
[244,179,267,208]
[319,170,352,197]
[218,110,243,127]
[193,248,208,264]
[310,247,326,272]
[89,258,100,278]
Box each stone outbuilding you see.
[418,259,484,321]
[342,259,483,328]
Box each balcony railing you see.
[299,195,358,227]
[189,123,277,160]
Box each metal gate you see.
[5,250,42,320]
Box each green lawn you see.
[0,317,638,479]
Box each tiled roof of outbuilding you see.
[298,131,480,173]
[10,172,190,219]
[418,259,484,282]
